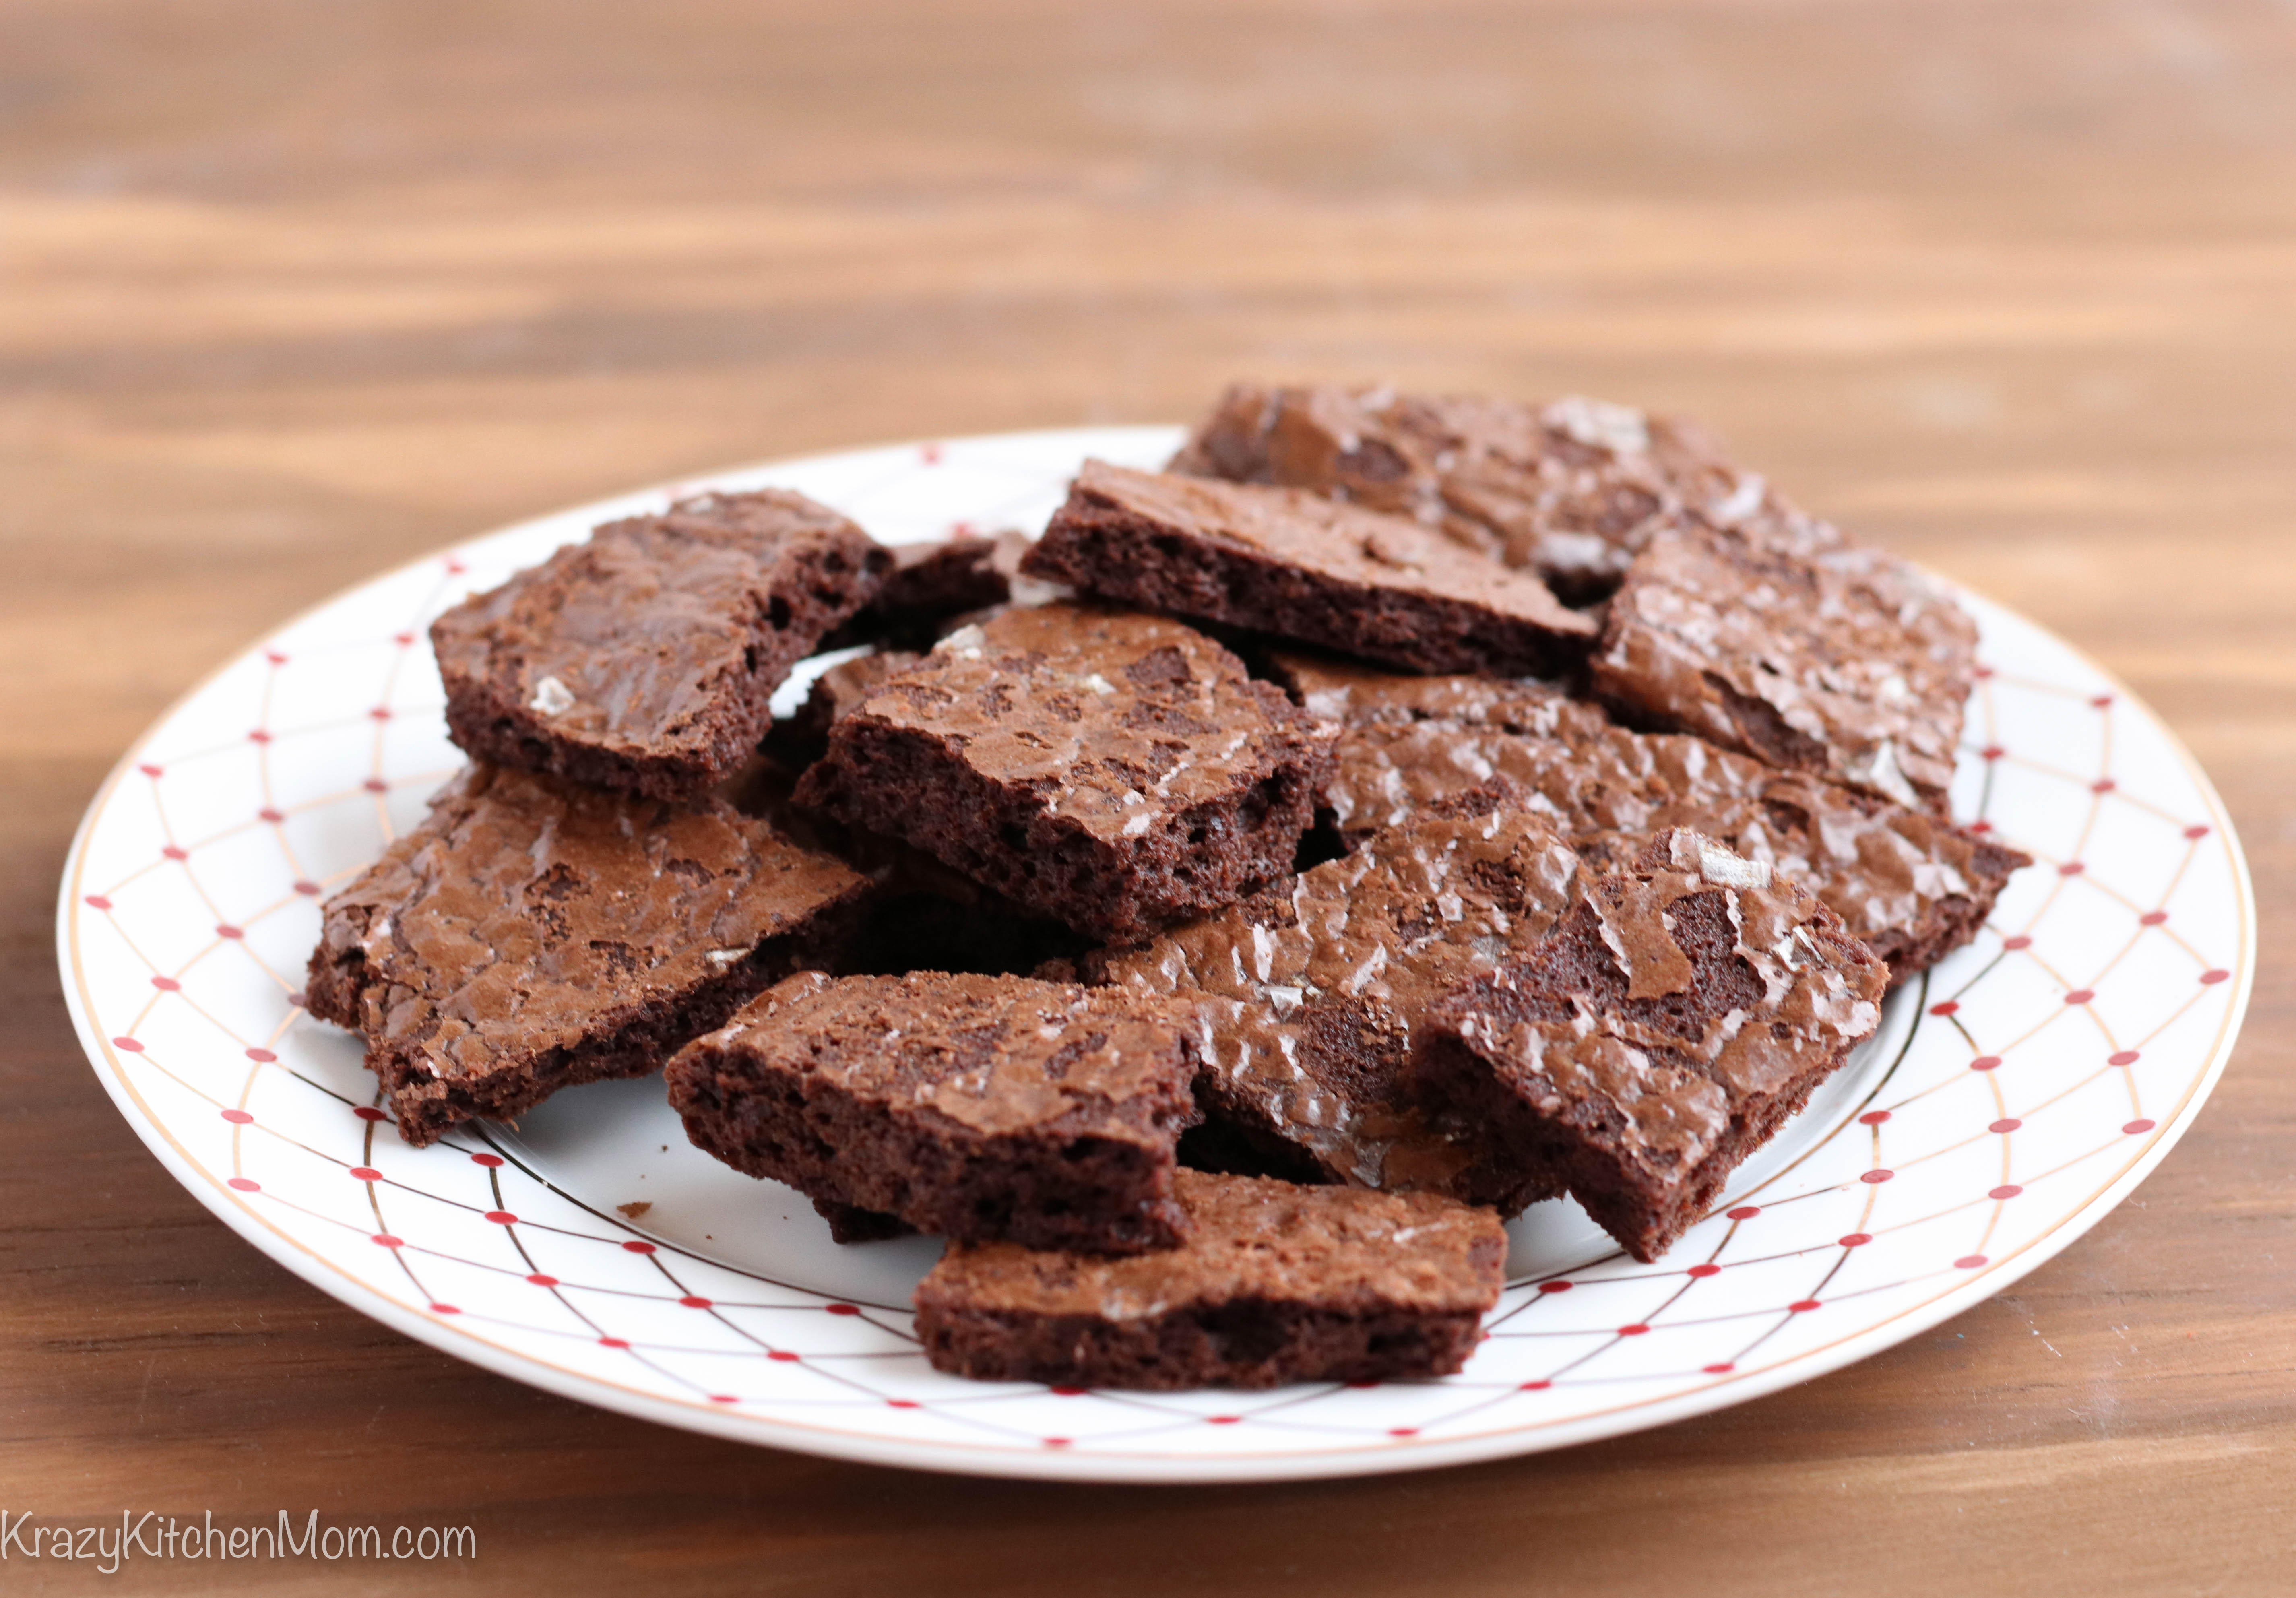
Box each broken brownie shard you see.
[914,1169,1506,1389]
[1096,783,1580,1215]
[665,972,1202,1254]
[432,488,889,802]
[1591,522,1978,814]
[1418,829,1888,1263]
[791,602,1336,944]
[1276,651,2027,982]
[820,528,1037,652]
[304,765,873,1148]
[1167,381,1822,599]
[1021,460,1598,677]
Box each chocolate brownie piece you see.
[1169,382,1822,600]
[1275,651,2028,982]
[665,972,1201,1253]
[760,648,924,770]
[820,529,1036,651]
[1095,785,1580,1215]
[432,489,890,802]
[913,1169,1505,1389]
[304,765,873,1147]
[1419,830,1887,1263]
[811,1198,913,1244]
[791,603,1337,943]
[1021,461,1598,677]
[1591,522,1978,813]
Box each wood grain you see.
[3,1,2293,1592]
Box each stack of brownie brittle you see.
[306,385,2027,1392]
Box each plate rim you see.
[54,426,2259,1483]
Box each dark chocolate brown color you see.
[1591,522,1979,814]
[304,765,873,1147]
[1096,785,1581,1215]
[432,489,888,801]
[792,603,1336,943]
[1419,830,1888,1263]
[913,1169,1506,1389]
[1022,460,1598,676]
[1276,651,2027,982]
[820,529,1033,651]
[1170,382,1810,598]
[665,972,1201,1253]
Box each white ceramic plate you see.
[56,427,2255,1482]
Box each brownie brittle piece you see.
[1168,381,1825,600]
[1275,651,2027,982]
[792,603,1336,943]
[1591,522,1978,815]
[431,489,889,802]
[304,765,873,1147]
[913,1169,1505,1390]
[1419,830,1888,1263]
[1022,461,1598,677]
[1095,784,1581,1215]
[665,972,1201,1254]
[820,529,1037,651]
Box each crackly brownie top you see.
[1278,653,2011,960]
[1272,649,1613,742]
[1594,524,1978,810]
[1168,382,1834,589]
[1044,460,1597,640]
[805,648,924,726]
[430,489,878,756]
[832,602,1330,843]
[922,1169,1505,1316]
[316,765,868,1079]
[1097,787,1582,1189]
[696,971,1195,1138]
[1430,830,1885,1172]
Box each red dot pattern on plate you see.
[1990,1185,2023,1201]
[60,430,2247,1476]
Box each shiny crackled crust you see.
[1419,830,1888,1263]
[1095,785,1580,1216]
[304,765,872,1147]
[913,1169,1506,1389]
[1591,523,1978,814]
[665,972,1202,1254]
[1167,381,1828,599]
[432,489,889,802]
[791,603,1336,943]
[1273,651,2027,983]
[1021,460,1597,676]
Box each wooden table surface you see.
[5,2,2293,1591]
